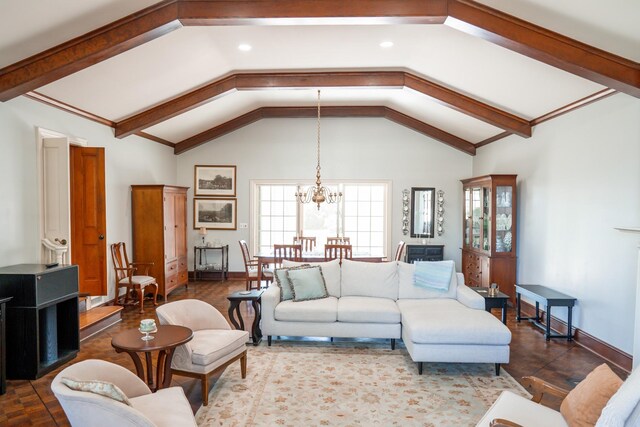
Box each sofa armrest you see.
[261,284,281,332]
[456,284,485,310]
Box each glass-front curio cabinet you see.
[461,175,517,301]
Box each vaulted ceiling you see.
[1,0,638,155]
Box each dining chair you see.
[293,236,316,252]
[110,242,158,313]
[324,244,353,264]
[394,241,406,261]
[274,244,303,267]
[239,240,273,290]
[327,236,351,245]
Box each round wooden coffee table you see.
[111,325,193,391]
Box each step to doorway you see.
[79,305,123,342]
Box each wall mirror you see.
[410,187,435,238]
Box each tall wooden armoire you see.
[131,185,189,300]
[461,175,517,303]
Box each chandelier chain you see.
[316,89,321,181]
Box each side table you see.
[228,290,263,346]
[469,287,509,324]
[194,245,229,281]
[111,325,193,391]
[516,284,577,341]
[0,297,11,395]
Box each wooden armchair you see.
[293,236,316,252]
[110,242,158,313]
[327,236,350,245]
[239,240,273,291]
[480,376,571,427]
[324,244,352,264]
[274,244,302,267]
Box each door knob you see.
[99,234,105,240]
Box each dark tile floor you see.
[0,280,628,426]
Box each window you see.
[252,181,389,256]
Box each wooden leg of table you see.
[567,306,573,342]
[502,302,507,325]
[236,304,245,331]
[156,350,167,391]
[117,349,145,381]
[545,307,552,341]
[251,299,262,345]
[145,352,154,388]
[228,301,241,330]
[161,348,175,389]
[516,293,521,322]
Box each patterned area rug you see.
[196,342,528,426]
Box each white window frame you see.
[250,179,392,257]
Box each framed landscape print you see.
[194,165,236,197]
[194,198,237,230]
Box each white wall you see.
[473,93,640,354]
[0,97,177,299]
[177,118,473,272]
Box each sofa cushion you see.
[275,296,338,322]
[337,296,401,324]
[130,386,197,427]
[340,260,398,300]
[397,299,511,345]
[597,364,640,427]
[475,390,568,427]
[288,266,329,302]
[189,329,248,366]
[398,261,458,299]
[283,259,341,297]
[561,363,623,427]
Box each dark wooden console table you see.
[193,245,229,281]
[227,290,263,346]
[516,284,577,341]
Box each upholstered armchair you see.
[51,359,196,427]
[156,299,249,406]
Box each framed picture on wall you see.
[194,165,236,197]
[194,198,237,230]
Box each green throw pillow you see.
[287,266,328,302]
[275,264,311,301]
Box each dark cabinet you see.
[404,245,444,263]
[0,264,79,380]
[0,297,11,394]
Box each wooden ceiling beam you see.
[173,105,476,155]
[446,0,640,98]
[116,71,528,138]
[178,0,447,25]
[0,1,181,102]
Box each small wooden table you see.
[516,284,577,341]
[469,287,509,324]
[193,245,229,281]
[228,290,264,346]
[111,325,193,391]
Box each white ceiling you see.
[2,0,637,150]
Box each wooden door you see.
[70,146,107,295]
[41,137,71,261]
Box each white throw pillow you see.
[61,377,131,405]
[340,260,398,300]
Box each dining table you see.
[255,251,386,282]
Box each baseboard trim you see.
[519,301,632,373]
[188,271,245,280]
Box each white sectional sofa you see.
[261,259,512,374]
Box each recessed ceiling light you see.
[380,41,394,48]
[238,44,252,52]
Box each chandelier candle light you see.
[295,90,342,210]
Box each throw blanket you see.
[414,260,454,291]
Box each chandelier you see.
[295,90,342,210]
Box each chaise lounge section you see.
[261,259,511,373]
